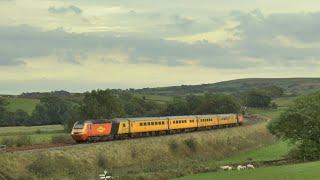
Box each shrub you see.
[1,137,16,147]
[169,140,179,153]
[28,153,91,179]
[16,136,31,147]
[183,138,198,152]
[35,129,42,134]
[51,135,73,144]
[97,153,109,169]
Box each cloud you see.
[48,5,82,15]
[1,8,320,69]
[0,25,246,68]
[231,9,320,66]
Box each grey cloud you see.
[48,5,82,15]
[2,7,320,69]
[231,9,320,66]
[0,25,245,68]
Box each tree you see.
[64,106,81,133]
[268,92,320,160]
[261,86,284,98]
[195,94,240,114]
[81,89,125,119]
[163,97,189,116]
[243,90,271,108]
[30,96,73,125]
[0,98,6,121]
[5,110,30,126]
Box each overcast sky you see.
[1,0,320,94]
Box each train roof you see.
[107,114,237,122]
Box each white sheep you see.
[220,165,233,171]
[237,165,246,170]
[246,164,255,169]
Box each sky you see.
[1,0,320,94]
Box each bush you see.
[16,136,31,147]
[183,138,198,152]
[51,135,73,144]
[1,137,16,147]
[268,91,320,160]
[28,153,91,179]
[97,153,109,169]
[169,140,179,153]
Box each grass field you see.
[176,161,320,180]
[218,141,289,164]
[135,93,173,104]
[272,96,297,108]
[0,125,67,145]
[4,97,40,114]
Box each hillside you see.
[136,78,320,96]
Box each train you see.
[71,114,244,142]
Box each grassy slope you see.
[137,78,320,95]
[176,161,320,180]
[0,123,276,179]
[218,141,289,164]
[4,97,40,114]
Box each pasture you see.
[3,97,40,114]
[175,161,320,180]
[0,125,68,146]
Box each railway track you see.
[1,115,267,153]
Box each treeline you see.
[0,86,284,130]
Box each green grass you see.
[135,93,173,103]
[247,108,284,120]
[0,123,275,179]
[272,96,296,107]
[175,161,320,180]
[0,124,64,136]
[4,97,40,114]
[219,141,289,164]
[0,125,66,145]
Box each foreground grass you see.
[219,141,289,164]
[0,123,275,179]
[4,97,40,114]
[176,161,320,180]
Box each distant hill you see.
[135,78,320,96]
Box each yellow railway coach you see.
[71,113,244,142]
[168,115,197,131]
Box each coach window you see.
[123,124,126,127]
[148,122,151,126]
[151,122,154,125]
[162,121,165,125]
[140,123,143,126]
[144,122,147,126]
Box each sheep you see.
[246,164,255,169]
[220,165,233,171]
[237,165,246,170]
